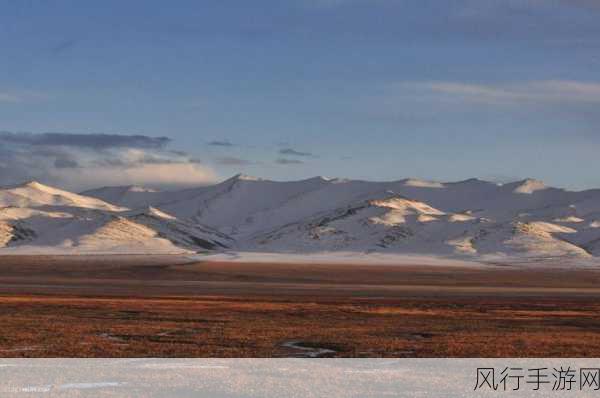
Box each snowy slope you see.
[125,206,234,250]
[83,175,600,246]
[246,193,592,259]
[0,206,232,254]
[4,175,600,260]
[0,183,233,254]
[1,181,125,211]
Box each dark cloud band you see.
[0,131,170,149]
[207,140,234,147]
[0,131,216,189]
[279,148,313,157]
[216,156,254,166]
[275,158,304,165]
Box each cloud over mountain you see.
[0,131,216,191]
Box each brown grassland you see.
[0,255,600,357]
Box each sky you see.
[0,0,599,191]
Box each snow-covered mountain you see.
[0,182,232,254]
[4,175,600,260]
[1,181,125,211]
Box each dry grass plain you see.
[1,255,600,357]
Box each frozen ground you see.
[189,251,486,267]
[190,250,600,269]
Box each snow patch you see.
[403,179,444,188]
[512,179,547,194]
[554,216,585,223]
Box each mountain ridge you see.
[3,175,600,261]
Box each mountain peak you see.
[448,178,488,186]
[17,180,59,192]
[303,176,333,183]
[230,173,263,182]
[18,180,42,188]
[1,180,126,212]
[512,178,547,194]
[1,180,69,194]
[24,180,43,187]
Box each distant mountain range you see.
[2,175,600,260]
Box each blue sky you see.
[0,0,599,190]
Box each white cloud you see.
[53,162,217,191]
[0,132,218,190]
[397,80,600,105]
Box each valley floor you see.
[1,255,600,357]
